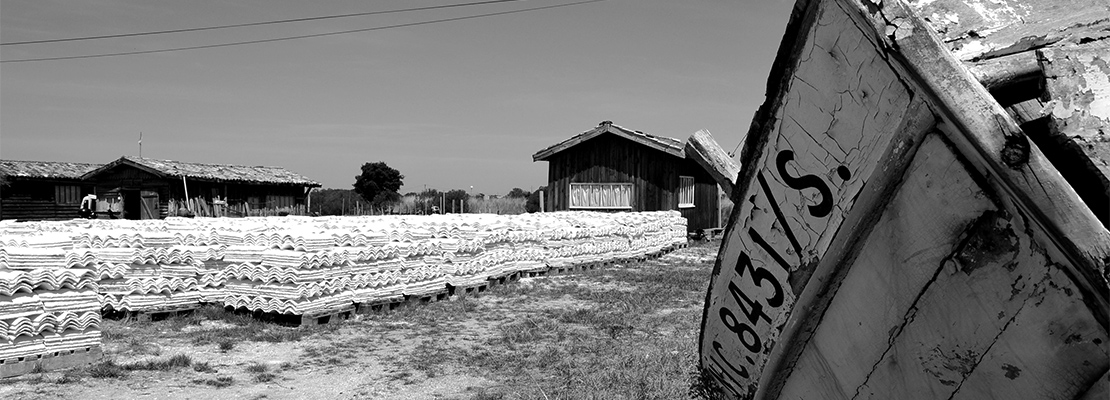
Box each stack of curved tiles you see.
[222,245,359,315]
[69,230,209,313]
[0,211,686,324]
[0,234,101,375]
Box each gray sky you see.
[1,0,793,195]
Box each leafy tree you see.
[506,187,531,199]
[353,162,404,210]
[526,186,546,213]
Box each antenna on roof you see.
[138,132,143,158]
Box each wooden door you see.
[140,191,159,220]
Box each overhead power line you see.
[1,0,534,46]
[0,0,605,64]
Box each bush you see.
[526,186,545,213]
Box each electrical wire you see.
[0,0,605,64]
[1,0,535,46]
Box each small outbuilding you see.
[1,156,321,221]
[80,156,321,219]
[532,121,721,232]
[0,160,101,221]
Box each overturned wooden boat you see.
[691,0,1109,397]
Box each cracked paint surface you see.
[908,0,1110,61]
[776,134,1107,399]
[1041,44,1110,139]
[699,0,912,396]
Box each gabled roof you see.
[81,156,321,187]
[0,160,103,180]
[532,121,685,161]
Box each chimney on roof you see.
[599,120,612,127]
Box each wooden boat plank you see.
[948,264,1108,400]
[699,0,1109,397]
[684,129,742,199]
[1078,370,1109,400]
[907,0,1110,62]
[778,133,995,398]
[847,0,1109,315]
[700,0,918,392]
[1039,44,1110,204]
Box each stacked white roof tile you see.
[0,211,686,320]
[0,236,101,362]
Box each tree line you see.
[309,161,543,215]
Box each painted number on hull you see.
[706,149,847,396]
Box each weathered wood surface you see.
[1079,370,1109,400]
[779,134,1107,399]
[700,0,1110,397]
[777,133,994,398]
[684,130,741,199]
[1039,44,1110,220]
[907,0,1110,62]
[699,0,918,395]
[967,51,1040,93]
[851,0,1110,300]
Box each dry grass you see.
[375,242,719,399]
[13,242,720,399]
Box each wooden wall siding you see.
[1,180,92,221]
[89,163,310,219]
[0,199,82,221]
[678,159,720,232]
[543,133,719,231]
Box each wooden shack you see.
[532,121,720,232]
[80,156,321,219]
[0,160,101,221]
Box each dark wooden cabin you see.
[533,121,721,232]
[0,160,101,221]
[80,156,321,219]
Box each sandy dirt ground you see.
[0,243,720,400]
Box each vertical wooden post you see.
[181,176,190,211]
[539,190,545,212]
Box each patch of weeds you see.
[469,387,505,400]
[408,339,454,377]
[123,337,162,356]
[253,372,278,383]
[217,339,236,352]
[100,323,130,342]
[56,371,83,384]
[688,367,729,400]
[23,374,45,385]
[279,361,293,370]
[324,357,343,365]
[123,354,192,371]
[389,370,413,382]
[194,375,235,388]
[498,316,568,344]
[193,362,216,373]
[87,360,126,379]
[302,346,323,358]
[245,362,268,373]
[29,362,46,374]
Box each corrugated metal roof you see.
[532,121,686,161]
[85,156,321,186]
[0,160,102,180]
